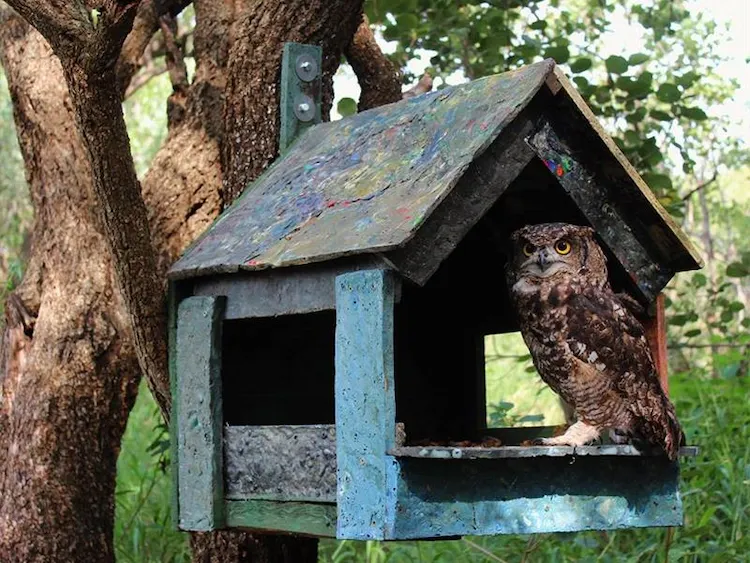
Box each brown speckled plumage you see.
[506,223,683,460]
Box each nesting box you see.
[168,59,701,540]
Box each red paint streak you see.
[556,164,564,177]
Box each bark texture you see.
[0,10,140,562]
[0,0,394,561]
[345,15,403,111]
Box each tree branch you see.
[116,0,191,96]
[681,172,718,201]
[158,10,188,126]
[344,14,402,111]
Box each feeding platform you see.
[168,58,701,540]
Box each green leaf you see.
[605,55,629,74]
[569,58,593,73]
[336,97,357,117]
[681,106,708,121]
[650,109,673,121]
[692,273,707,287]
[684,329,702,338]
[530,20,548,30]
[628,53,649,65]
[396,13,419,30]
[677,71,699,88]
[543,45,570,64]
[641,172,673,191]
[624,130,640,145]
[726,262,750,278]
[656,83,681,102]
[669,313,690,326]
[728,301,745,313]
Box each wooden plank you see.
[192,256,396,319]
[167,281,185,529]
[280,42,322,152]
[335,269,397,540]
[176,295,226,531]
[226,500,336,537]
[527,119,673,301]
[225,425,336,502]
[644,293,669,393]
[383,455,683,539]
[551,67,703,270]
[389,445,699,459]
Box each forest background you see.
[0,0,748,561]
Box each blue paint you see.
[383,456,682,539]
[335,269,397,540]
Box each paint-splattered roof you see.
[169,60,558,280]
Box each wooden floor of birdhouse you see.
[389,445,699,459]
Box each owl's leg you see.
[536,420,600,447]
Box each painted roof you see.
[169,60,558,279]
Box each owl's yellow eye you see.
[522,243,535,257]
[555,240,572,255]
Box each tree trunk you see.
[1,0,399,561]
[0,11,140,561]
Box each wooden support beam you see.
[225,500,337,537]
[334,269,397,540]
[175,295,226,531]
[644,293,669,393]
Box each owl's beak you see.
[537,250,552,272]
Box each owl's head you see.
[506,223,608,286]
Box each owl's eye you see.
[522,243,535,257]
[555,240,572,255]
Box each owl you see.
[505,223,684,460]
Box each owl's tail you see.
[662,398,685,461]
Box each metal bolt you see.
[298,102,311,113]
[300,61,312,72]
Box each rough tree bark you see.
[0,9,141,561]
[1,1,403,562]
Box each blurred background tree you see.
[1,0,747,561]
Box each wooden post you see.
[334,269,397,539]
[175,295,227,531]
[279,42,322,152]
[644,293,669,393]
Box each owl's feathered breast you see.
[512,279,657,427]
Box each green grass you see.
[114,373,748,562]
[115,381,190,563]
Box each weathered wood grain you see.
[389,445,699,459]
[225,500,336,537]
[225,425,337,502]
[175,295,226,531]
[334,269,397,539]
[192,256,395,319]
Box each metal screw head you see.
[295,54,318,82]
[294,94,315,122]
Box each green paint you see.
[167,282,180,529]
[175,296,226,531]
[226,500,337,537]
[280,42,322,153]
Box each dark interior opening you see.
[221,310,335,426]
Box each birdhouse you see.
[167,58,701,540]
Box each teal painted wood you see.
[382,456,682,539]
[225,500,337,537]
[167,282,180,529]
[335,269,397,540]
[280,42,322,153]
[169,60,557,279]
[176,296,226,531]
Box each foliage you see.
[0,69,32,321]
[115,381,190,563]
[365,0,741,218]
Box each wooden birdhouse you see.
[167,57,701,540]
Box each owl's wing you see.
[565,287,683,459]
[565,287,652,383]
